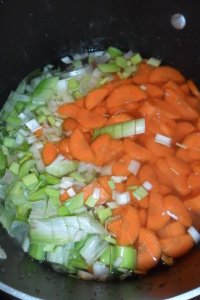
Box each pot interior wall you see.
[0,1,200,299]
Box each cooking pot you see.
[0,0,200,299]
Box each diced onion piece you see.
[57,79,67,91]
[27,136,38,144]
[106,202,119,209]
[18,112,27,120]
[113,191,130,205]
[100,165,112,176]
[0,246,7,260]
[25,119,42,132]
[155,134,172,147]
[93,261,110,278]
[78,270,97,280]
[147,57,161,67]
[60,177,74,189]
[133,186,148,201]
[111,176,127,183]
[187,226,200,244]
[61,56,72,64]
[166,210,178,220]
[93,188,101,200]
[67,187,76,197]
[123,50,134,59]
[142,180,153,191]
[128,160,141,175]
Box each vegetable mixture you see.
[0,46,200,280]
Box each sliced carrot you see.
[57,103,80,119]
[82,180,110,205]
[97,176,112,195]
[144,136,174,158]
[172,122,195,143]
[165,88,198,121]
[92,103,108,116]
[138,164,159,193]
[156,159,190,196]
[164,80,185,97]
[62,118,78,132]
[188,173,200,191]
[191,161,200,174]
[184,194,200,213]
[108,102,141,116]
[136,228,161,271]
[91,134,112,166]
[60,191,69,202]
[163,195,192,227]
[106,84,147,108]
[178,133,200,161]
[58,138,71,157]
[123,138,156,162]
[78,107,107,129]
[76,97,85,108]
[115,182,127,193]
[139,101,157,118]
[141,83,164,98]
[165,155,191,176]
[69,128,95,163]
[107,113,132,125]
[157,221,186,239]
[150,98,181,120]
[85,87,109,110]
[147,192,170,231]
[160,234,194,258]
[180,83,190,95]
[112,154,131,176]
[41,142,58,165]
[189,211,200,232]
[187,79,200,98]
[138,209,147,227]
[108,205,140,246]
[132,62,153,84]
[148,66,185,84]
[186,96,199,110]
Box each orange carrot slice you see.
[123,138,156,162]
[141,83,164,98]
[136,228,161,271]
[57,103,80,119]
[58,138,71,157]
[85,87,109,110]
[62,118,78,132]
[160,234,194,258]
[184,194,200,213]
[112,155,131,176]
[163,195,192,227]
[41,142,58,165]
[187,79,200,98]
[147,192,170,231]
[91,134,112,166]
[69,128,95,163]
[106,84,147,108]
[157,221,186,239]
[148,66,185,84]
[139,209,147,227]
[132,62,153,84]
[108,205,140,246]
[78,107,107,129]
[82,180,110,205]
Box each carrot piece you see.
[157,221,186,239]
[60,191,69,202]
[136,228,161,271]
[188,173,200,191]
[57,103,80,119]
[189,211,200,232]
[58,138,71,157]
[41,142,58,165]
[150,98,181,120]
[108,205,140,246]
[165,88,199,121]
[141,83,164,98]
[138,164,159,193]
[138,209,147,227]
[106,84,147,108]
[91,134,112,166]
[148,66,185,84]
[34,128,43,138]
[103,78,133,94]
[126,174,141,187]
[69,128,95,163]
[132,62,153,84]
[156,159,190,196]
[177,133,200,162]
[76,97,85,108]
[107,113,132,125]
[165,155,191,176]
[144,136,174,158]
[160,234,194,258]
[92,103,108,116]
[97,176,112,195]
[82,180,110,205]
[180,83,190,95]
[85,87,109,110]
[78,107,107,129]
[147,192,170,231]
[139,101,157,118]
[107,102,141,116]
[184,194,200,213]
[191,161,200,174]
[172,122,195,143]
[115,182,127,193]
[112,155,131,176]
[62,118,78,132]
[164,80,185,97]
[163,195,192,227]
[186,96,199,110]
[187,79,200,98]
[123,138,156,162]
